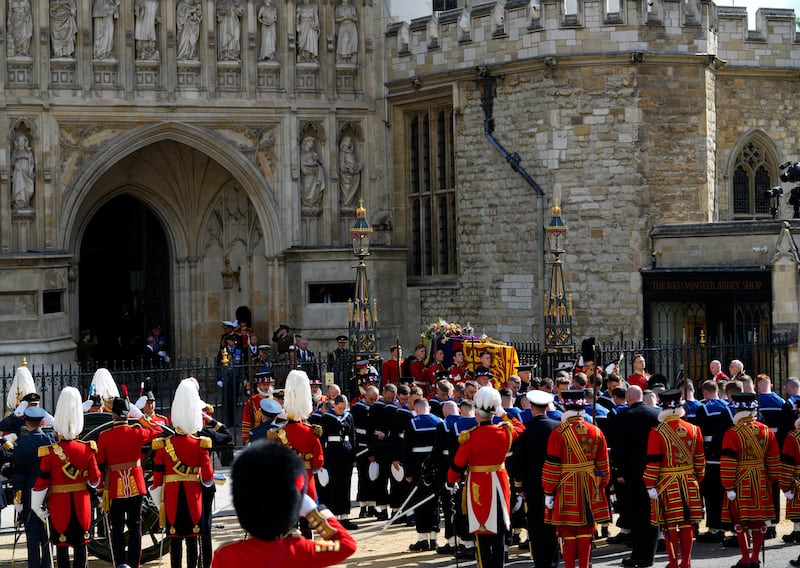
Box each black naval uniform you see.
[695,397,733,539]
[351,397,386,514]
[318,408,356,517]
[403,412,446,549]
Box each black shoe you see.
[764,526,776,539]
[621,558,653,568]
[656,539,666,552]
[358,507,368,519]
[784,530,800,543]
[730,562,751,568]
[366,506,377,517]
[340,519,359,530]
[608,533,632,545]
[409,540,431,552]
[723,535,739,548]
[455,545,476,559]
[790,557,800,567]
[518,539,530,551]
[375,510,389,521]
[436,543,456,555]
[696,531,725,543]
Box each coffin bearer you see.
[32,387,101,568]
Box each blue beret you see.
[259,398,282,415]
[24,406,46,421]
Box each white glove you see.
[127,404,143,419]
[545,495,555,509]
[82,399,93,412]
[512,495,524,512]
[495,405,507,418]
[14,503,22,515]
[368,461,380,481]
[648,488,658,500]
[786,490,795,501]
[135,396,148,409]
[445,482,460,495]
[149,485,163,508]
[299,493,317,517]
[13,400,28,417]
[727,490,737,501]
[317,468,330,487]
[30,488,49,521]
[5,433,17,444]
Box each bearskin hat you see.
[232,441,307,540]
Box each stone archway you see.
[66,130,280,357]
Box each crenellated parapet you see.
[386,0,800,83]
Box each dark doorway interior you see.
[79,194,170,362]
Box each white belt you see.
[397,432,405,438]
[355,428,367,434]
[707,460,720,465]
[412,446,433,453]
[703,436,713,442]
[327,436,344,442]
[506,452,513,458]
[443,449,450,456]
[357,442,367,447]
[769,427,778,433]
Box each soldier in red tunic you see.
[151,378,215,568]
[135,390,171,427]
[269,370,324,502]
[542,390,611,568]
[211,441,356,568]
[642,389,705,568]
[721,392,781,568]
[31,386,101,568]
[241,370,273,443]
[446,386,525,568]
[96,396,164,568]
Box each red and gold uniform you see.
[35,439,102,545]
[779,420,800,522]
[626,372,650,391]
[422,363,445,395]
[409,359,427,396]
[271,421,324,501]
[542,394,611,568]
[151,434,214,536]
[721,394,780,568]
[447,415,525,534]
[242,392,269,444]
[448,365,469,385]
[97,420,163,500]
[643,406,705,568]
[211,516,356,568]
[381,359,401,386]
[145,412,170,428]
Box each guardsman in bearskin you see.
[542,390,611,568]
[781,397,800,564]
[211,441,356,568]
[721,392,781,568]
[150,378,214,568]
[269,370,324,502]
[241,370,273,444]
[316,393,357,529]
[642,389,705,568]
[13,404,56,568]
[31,387,101,568]
[446,386,525,568]
[96,396,163,568]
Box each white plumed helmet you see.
[7,366,36,410]
[474,386,502,415]
[53,387,84,441]
[171,378,203,435]
[283,370,312,421]
[90,368,120,401]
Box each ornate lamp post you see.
[543,204,574,353]
[348,200,379,359]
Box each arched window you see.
[732,140,776,218]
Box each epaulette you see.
[38,445,51,458]
[499,420,513,434]
[151,438,166,450]
[198,436,212,449]
[458,427,475,445]
[311,424,323,438]
[80,439,98,453]
[314,540,343,553]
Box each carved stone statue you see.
[257,0,277,61]
[7,0,33,57]
[300,136,325,207]
[216,0,243,61]
[338,136,362,207]
[335,0,357,64]
[296,0,319,63]
[93,0,120,59]
[11,134,35,210]
[50,0,78,57]
[134,0,160,60]
[176,0,201,60]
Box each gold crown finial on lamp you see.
[21,357,27,368]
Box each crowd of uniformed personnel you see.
[233,341,800,568]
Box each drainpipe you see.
[474,67,547,348]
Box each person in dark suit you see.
[610,385,660,568]
[511,390,560,568]
[12,406,56,568]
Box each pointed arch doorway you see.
[79,194,170,362]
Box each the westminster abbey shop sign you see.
[642,271,772,303]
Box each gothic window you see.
[407,105,457,278]
[732,140,775,218]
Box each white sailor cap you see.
[526,390,554,406]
